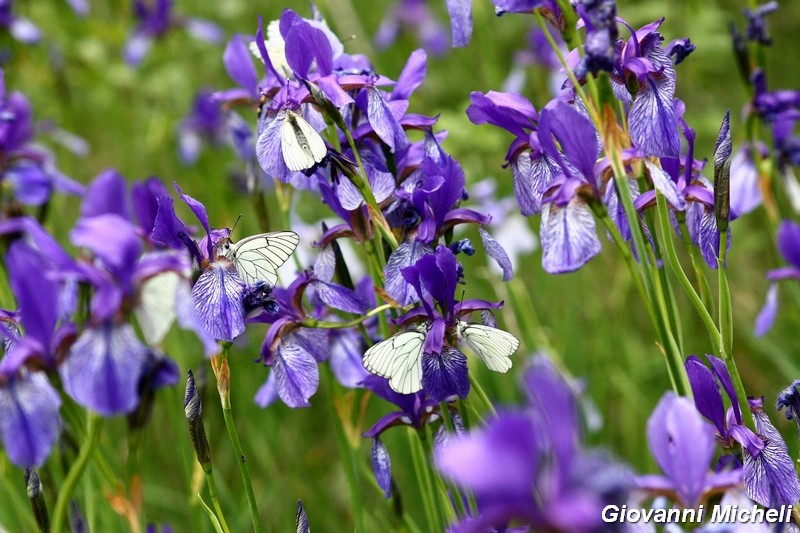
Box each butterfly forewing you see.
[363,331,425,394]
[458,322,520,373]
[281,111,327,172]
[232,231,299,286]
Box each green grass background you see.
[1,0,800,530]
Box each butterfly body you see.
[216,231,299,287]
[281,110,327,172]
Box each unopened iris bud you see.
[296,499,310,533]
[302,79,347,132]
[714,110,732,233]
[25,467,49,533]
[184,369,213,473]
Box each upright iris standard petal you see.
[60,322,149,416]
[273,342,320,408]
[684,355,727,433]
[0,372,61,467]
[191,262,246,341]
[646,393,715,506]
[540,202,601,274]
[777,220,800,269]
[422,346,469,402]
[6,242,57,356]
[754,284,779,336]
[384,240,433,306]
[71,214,142,285]
[538,99,598,180]
[81,168,130,219]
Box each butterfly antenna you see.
[231,214,242,237]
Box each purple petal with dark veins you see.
[422,346,469,402]
[367,87,409,153]
[512,150,559,216]
[313,245,335,282]
[744,405,800,507]
[273,342,319,408]
[256,110,290,182]
[540,202,601,274]
[191,262,246,341]
[479,227,513,281]
[60,322,149,415]
[629,82,681,158]
[0,372,61,466]
[385,240,433,306]
[645,161,686,210]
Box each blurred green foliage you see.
[1,0,800,531]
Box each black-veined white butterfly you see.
[217,231,299,287]
[363,320,520,395]
[456,321,520,373]
[281,110,327,172]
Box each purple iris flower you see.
[611,19,681,158]
[362,374,442,498]
[376,244,515,400]
[0,0,41,43]
[0,71,84,207]
[575,0,618,77]
[437,356,631,531]
[637,392,742,507]
[0,241,65,467]
[124,0,222,67]
[58,174,201,415]
[665,37,695,65]
[633,113,732,269]
[537,98,605,273]
[755,220,800,336]
[729,142,764,217]
[254,271,368,408]
[744,1,778,45]
[177,90,228,165]
[375,0,449,56]
[685,354,800,508]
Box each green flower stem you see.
[467,374,497,417]
[406,429,443,531]
[204,471,230,533]
[677,215,715,316]
[299,303,402,330]
[342,128,399,250]
[437,403,468,519]
[51,413,103,533]
[607,155,688,396]
[215,350,261,533]
[716,233,756,433]
[422,425,457,525]
[655,194,721,353]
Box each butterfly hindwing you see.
[458,322,520,373]
[232,231,299,286]
[281,110,327,172]
[363,330,426,394]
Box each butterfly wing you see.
[458,322,520,373]
[363,331,426,394]
[281,111,327,172]
[134,272,180,346]
[232,231,299,286]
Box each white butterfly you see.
[457,321,520,373]
[363,324,428,395]
[362,321,520,395]
[217,231,299,287]
[281,110,327,172]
